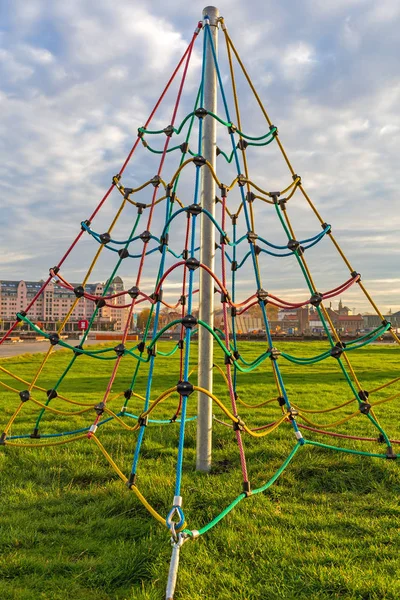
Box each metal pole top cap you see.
[202,6,220,25]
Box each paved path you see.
[0,339,103,359]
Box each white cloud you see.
[0,0,400,315]
[281,42,317,86]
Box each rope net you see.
[1,16,399,554]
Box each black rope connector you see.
[216,147,221,157]
[147,345,157,357]
[231,260,238,272]
[277,396,286,407]
[220,232,229,245]
[231,214,238,225]
[46,389,58,400]
[94,402,106,416]
[270,192,281,203]
[193,155,206,167]
[19,390,30,403]
[179,142,189,154]
[233,350,240,361]
[169,414,178,423]
[113,173,122,183]
[74,344,83,356]
[123,187,133,199]
[163,125,174,137]
[179,294,186,306]
[182,249,189,260]
[95,297,106,308]
[187,203,202,216]
[377,433,385,444]
[228,123,237,134]
[231,306,237,317]
[247,231,258,244]
[16,311,27,322]
[310,292,323,307]
[268,347,281,361]
[321,222,331,233]
[126,472,137,489]
[139,230,152,243]
[287,239,304,255]
[100,232,111,245]
[292,173,301,183]
[182,314,197,329]
[279,198,287,210]
[49,333,60,346]
[359,402,371,415]
[218,185,227,199]
[287,407,299,420]
[137,341,146,353]
[81,219,91,231]
[233,415,245,431]
[0,432,6,445]
[386,446,397,460]
[166,184,173,197]
[118,248,129,259]
[138,415,149,427]
[382,319,391,329]
[358,390,369,401]
[136,202,146,214]
[127,286,140,299]
[221,291,229,303]
[237,174,246,187]
[73,285,85,298]
[151,175,161,187]
[185,257,200,271]
[246,191,256,203]
[195,107,208,119]
[351,271,361,280]
[114,343,125,357]
[150,290,163,303]
[124,389,133,400]
[330,341,346,359]
[257,288,269,304]
[237,138,248,150]
[242,481,251,496]
[30,428,40,439]
[177,380,194,396]
[51,266,60,275]
[224,353,233,365]
[254,244,262,256]
[177,339,184,350]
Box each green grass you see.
[0,341,399,600]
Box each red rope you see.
[90,29,199,428]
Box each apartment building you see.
[0,276,130,330]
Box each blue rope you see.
[167,24,208,531]
[204,24,302,439]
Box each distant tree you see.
[137,308,155,331]
[245,303,278,321]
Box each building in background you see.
[0,277,132,331]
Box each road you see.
[0,339,104,359]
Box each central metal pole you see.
[197,6,219,472]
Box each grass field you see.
[0,341,399,600]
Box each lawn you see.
[0,340,399,600]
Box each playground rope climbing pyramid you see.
[0,8,398,599]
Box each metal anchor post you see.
[165,533,189,600]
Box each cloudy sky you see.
[1,0,399,314]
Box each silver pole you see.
[197,6,219,472]
[165,534,189,600]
